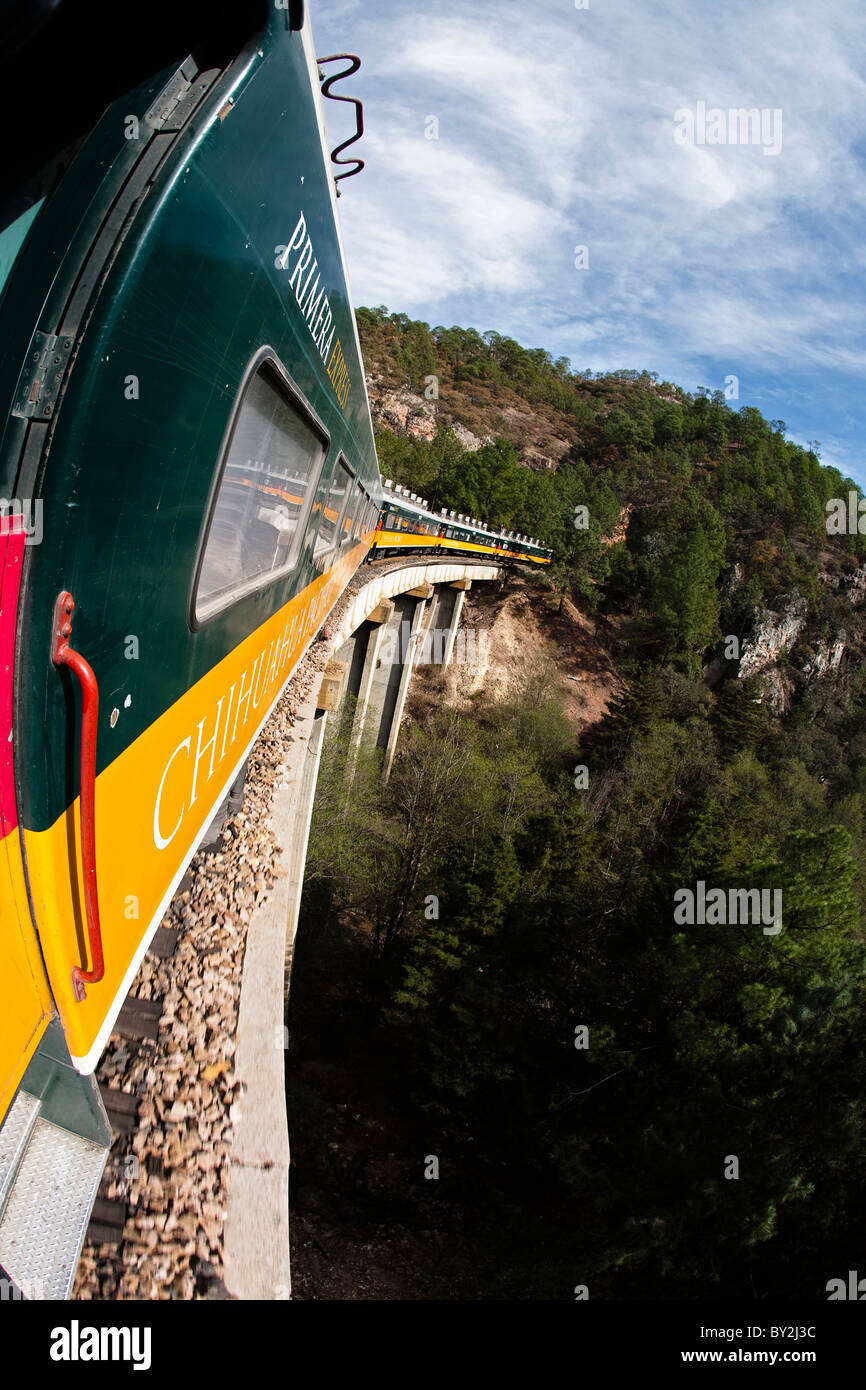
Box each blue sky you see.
[312,0,866,486]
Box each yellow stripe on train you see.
[22,537,371,1072]
[373,530,550,563]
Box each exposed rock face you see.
[518,443,561,471]
[490,404,571,470]
[819,565,866,606]
[450,421,489,452]
[802,636,846,679]
[707,590,846,709]
[363,369,574,470]
[739,594,808,679]
[760,665,798,714]
[368,385,437,441]
[601,503,633,549]
[722,561,745,596]
[847,570,866,605]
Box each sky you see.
[311,0,866,486]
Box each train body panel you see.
[0,6,379,1089]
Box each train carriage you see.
[371,480,552,565]
[0,0,379,1297]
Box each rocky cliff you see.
[357,307,864,725]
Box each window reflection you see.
[196,364,325,619]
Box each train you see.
[0,0,550,1299]
[372,481,551,565]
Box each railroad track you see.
[83,914,184,1251]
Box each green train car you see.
[372,480,553,564]
[0,0,380,1296]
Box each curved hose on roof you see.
[317,54,365,189]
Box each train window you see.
[194,353,327,623]
[315,456,354,557]
[339,487,354,540]
[351,486,365,537]
[340,476,360,543]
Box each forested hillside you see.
[287,308,866,1300]
[358,304,866,682]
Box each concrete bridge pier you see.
[382,584,432,777]
[332,591,418,765]
[441,578,471,668]
[347,599,394,753]
[331,576,475,772]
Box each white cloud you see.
[312,0,866,478]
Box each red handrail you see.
[51,590,104,1001]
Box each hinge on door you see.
[11,332,72,420]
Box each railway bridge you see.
[220,557,503,1300]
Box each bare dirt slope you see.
[416,572,623,734]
